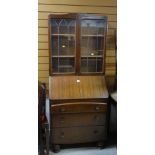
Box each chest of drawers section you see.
[51,102,108,144]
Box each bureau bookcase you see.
[48,13,109,152]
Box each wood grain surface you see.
[49,76,109,100]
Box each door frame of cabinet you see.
[48,13,107,76]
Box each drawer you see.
[51,126,106,144]
[52,113,106,127]
[51,102,107,114]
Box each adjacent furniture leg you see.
[45,123,49,155]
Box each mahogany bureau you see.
[49,75,109,152]
[48,13,109,152]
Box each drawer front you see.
[51,102,107,114]
[52,113,106,127]
[51,126,106,144]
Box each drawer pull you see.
[60,107,65,112]
[95,106,100,110]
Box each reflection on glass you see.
[80,19,105,73]
[81,58,103,73]
[52,36,75,56]
[81,37,103,56]
[81,19,105,35]
[52,58,75,73]
[51,19,75,34]
[50,19,76,73]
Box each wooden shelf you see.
[80,71,103,73]
[52,55,75,58]
[52,72,75,74]
[81,55,103,58]
[59,65,73,68]
[52,34,104,37]
[81,34,104,37]
[52,34,75,37]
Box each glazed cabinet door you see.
[48,14,107,75]
[49,14,77,75]
[80,15,107,74]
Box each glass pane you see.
[81,19,105,35]
[81,37,103,56]
[81,58,87,72]
[50,18,76,73]
[51,19,75,34]
[52,57,75,73]
[80,19,105,73]
[52,35,75,56]
[81,58,103,73]
[96,58,103,72]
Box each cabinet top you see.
[48,13,107,19]
[49,76,108,100]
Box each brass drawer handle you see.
[95,106,100,110]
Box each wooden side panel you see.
[105,75,116,92]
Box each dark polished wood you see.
[52,113,107,128]
[52,126,106,144]
[48,13,109,151]
[51,102,107,114]
[49,76,109,149]
[48,13,77,19]
[49,75,108,100]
